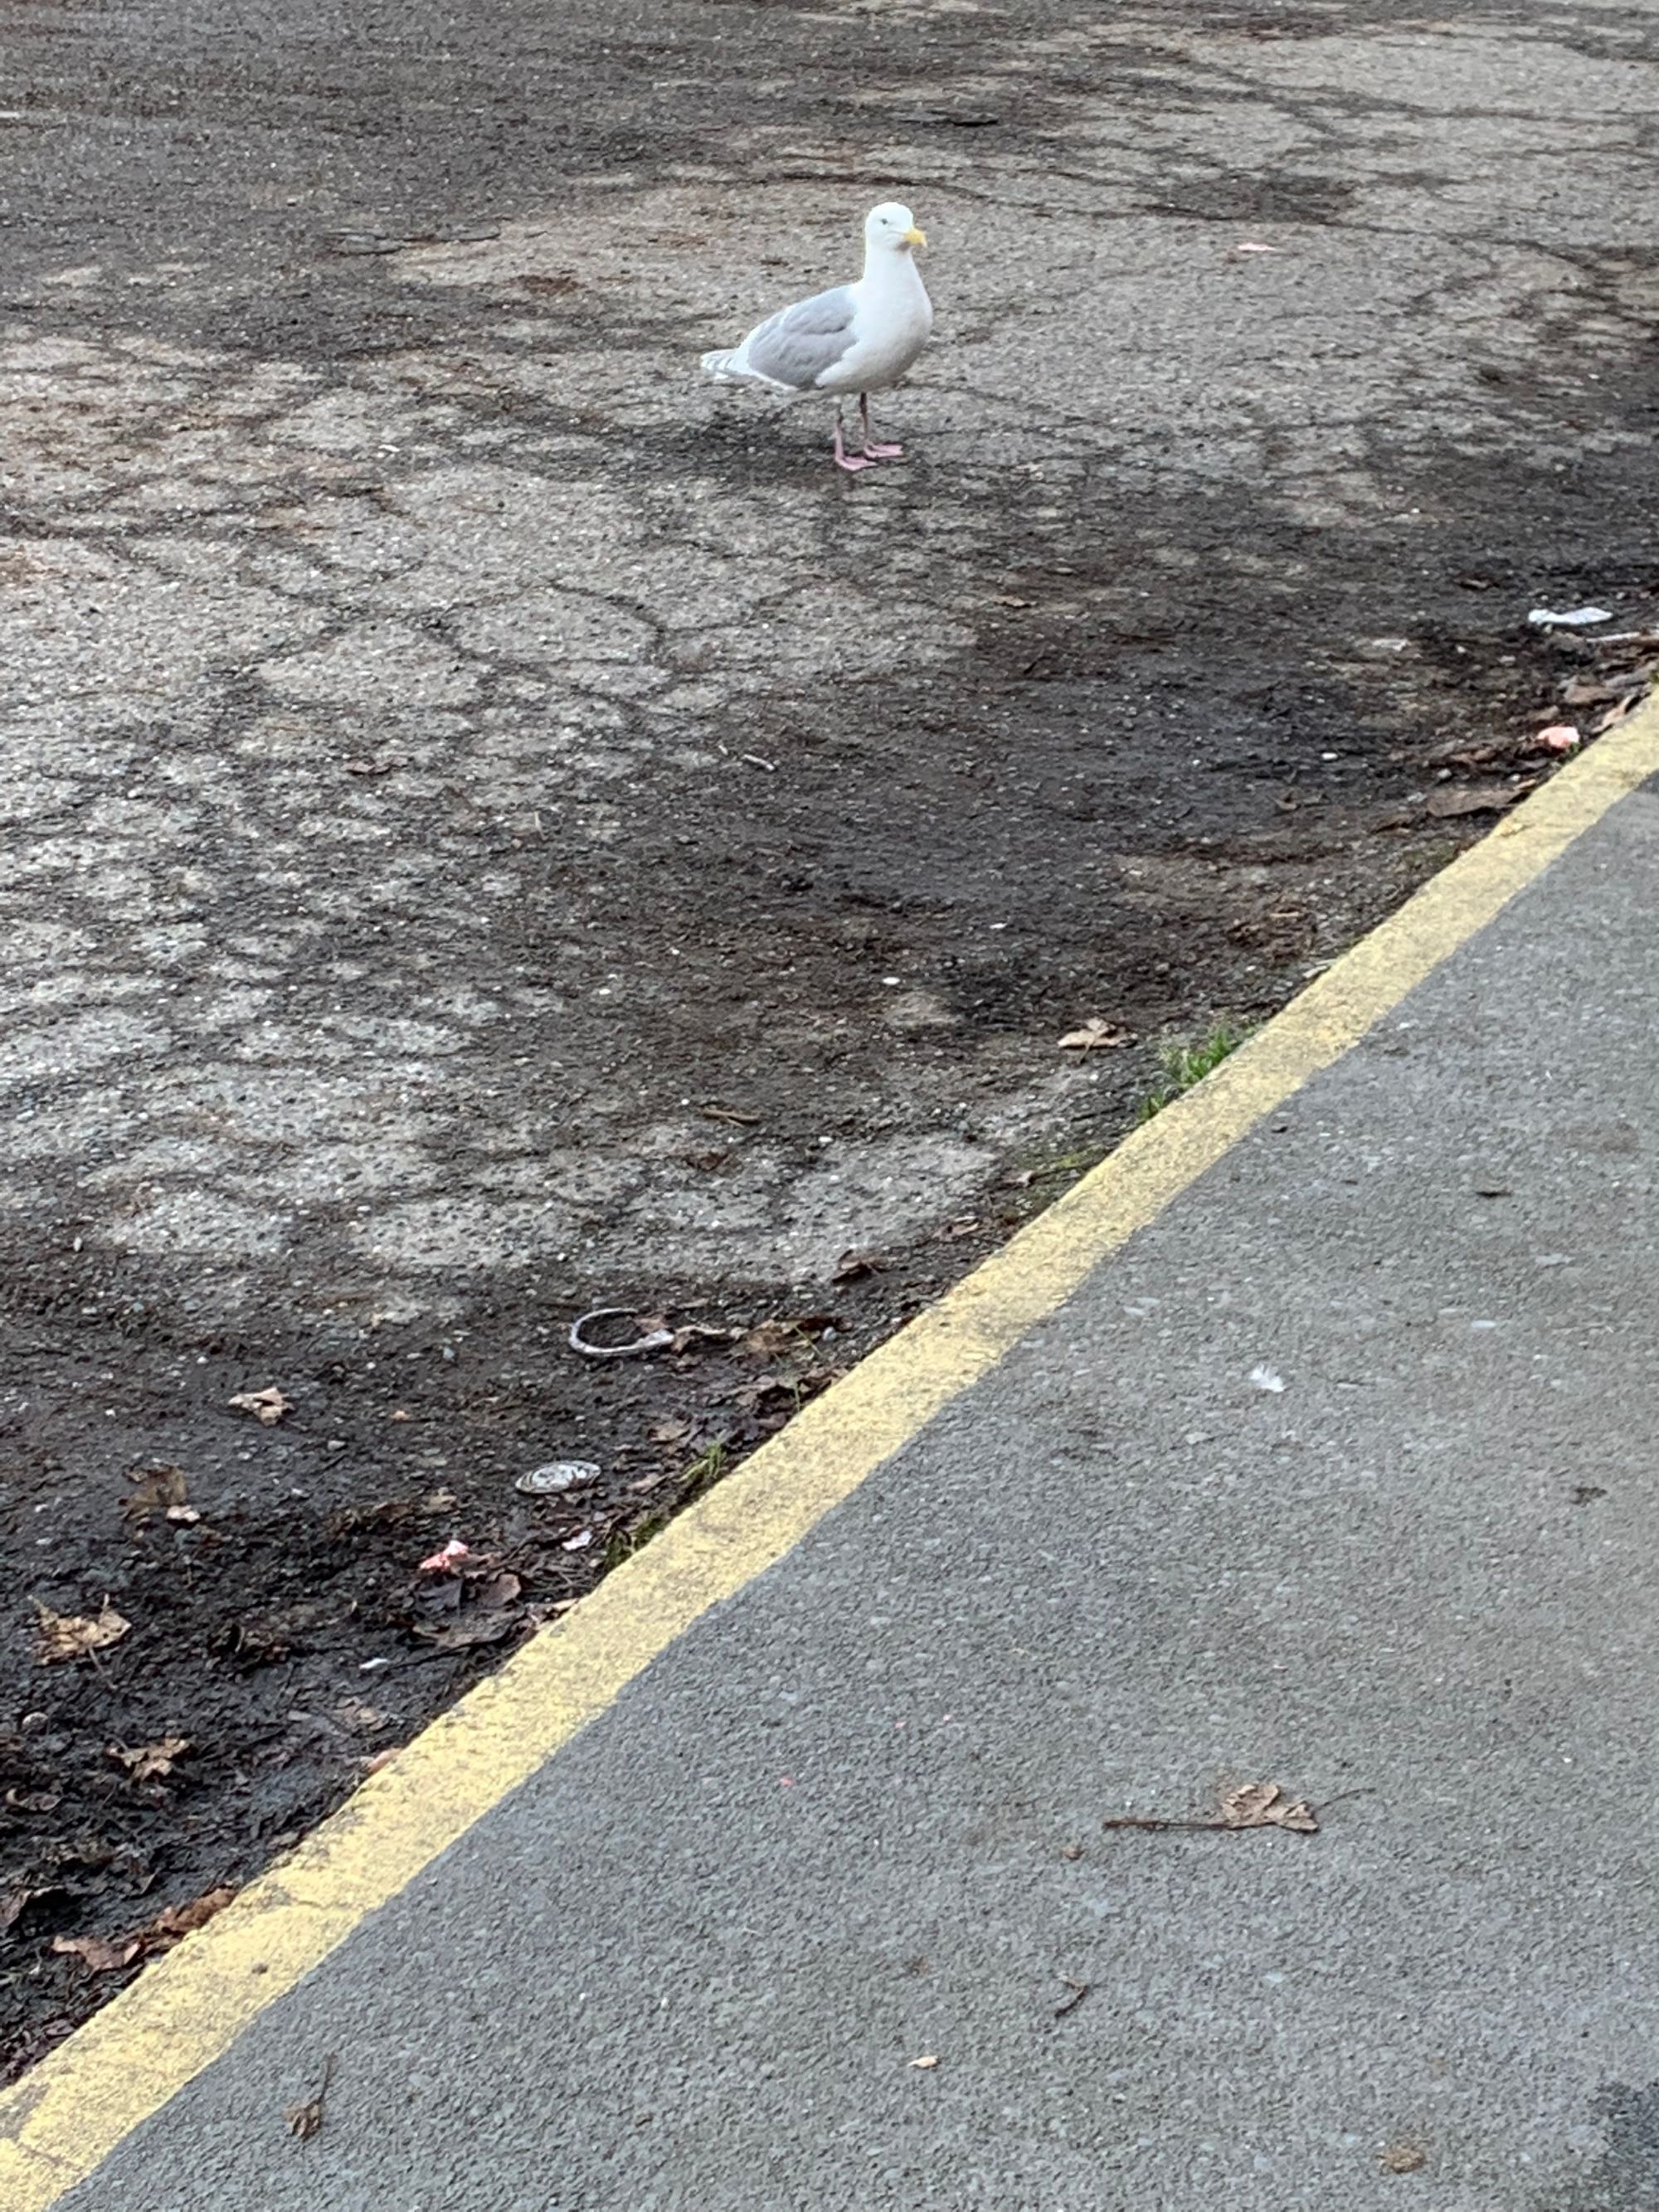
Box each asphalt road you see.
[2,0,1657,1323]
[52,761,1659,2210]
[4,0,1659,2113]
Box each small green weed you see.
[680,1441,728,1499]
[603,1439,731,1568]
[1137,1019,1253,1122]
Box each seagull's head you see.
[867,202,927,254]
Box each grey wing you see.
[742,284,858,390]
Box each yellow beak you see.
[902,226,927,248]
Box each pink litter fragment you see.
[418,1539,471,1573]
[1533,723,1582,755]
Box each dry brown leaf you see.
[833,1248,882,1283]
[109,1735,189,1782]
[49,1884,233,1977]
[1102,1785,1318,1835]
[411,1611,518,1650]
[737,1319,809,1361]
[1594,691,1647,735]
[228,1387,293,1426]
[1561,674,1634,707]
[650,1416,693,1446]
[52,1932,143,1973]
[1219,1782,1318,1833]
[285,2055,336,2141]
[1380,2142,1426,2175]
[1425,782,1516,819]
[730,1374,795,1411]
[147,1886,235,1942]
[332,1699,387,1733]
[122,1465,187,1517]
[472,1570,523,1611]
[34,1601,131,1665]
[1058,1018,1135,1052]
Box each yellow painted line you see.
[5,698,1658,2204]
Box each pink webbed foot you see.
[832,425,878,474]
[856,396,904,461]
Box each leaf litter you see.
[1380,2142,1428,2174]
[1058,1018,1135,1052]
[285,2054,337,2141]
[108,1737,190,1782]
[121,1465,188,1518]
[33,1602,132,1665]
[228,1388,293,1427]
[1101,1782,1319,1835]
[1425,781,1516,819]
[51,1931,143,1974]
[2,1286,900,2073]
[51,1884,235,1976]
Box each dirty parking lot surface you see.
[2,0,1657,2070]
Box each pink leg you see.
[859,393,903,460]
[833,410,877,474]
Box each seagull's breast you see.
[816,269,933,393]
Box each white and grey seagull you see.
[701,202,932,474]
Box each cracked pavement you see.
[3,0,1657,1315]
[1,0,1657,2073]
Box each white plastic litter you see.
[517,1461,601,1496]
[1526,605,1612,628]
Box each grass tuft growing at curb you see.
[1138,1019,1255,1122]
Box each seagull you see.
[701,202,933,474]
